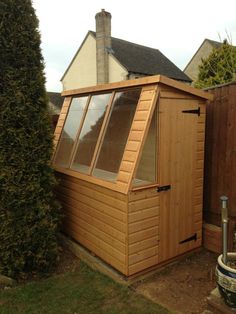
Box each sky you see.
[32,0,236,92]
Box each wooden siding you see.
[160,85,201,100]
[178,101,206,254]
[53,97,71,151]
[128,187,159,275]
[117,85,159,193]
[204,83,236,226]
[171,101,206,256]
[203,223,222,254]
[56,173,129,275]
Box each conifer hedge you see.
[195,40,236,88]
[0,0,61,278]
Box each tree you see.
[0,0,61,278]
[195,39,236,89]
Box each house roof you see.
[61,31,191,83]
[90,31,191,82]
[184,38,230,72]
[205,38,222,49]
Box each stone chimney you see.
[95,9,111,85]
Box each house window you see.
[71,93,112,174]
[53,96,88,167]
[133,106,157,186]
[93,88,141,181]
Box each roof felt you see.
[90,31,191,82]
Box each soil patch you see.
[133,249,218,313]
[54,245,80,274]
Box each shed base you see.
[59,233,127,285]
[59,233,202,283]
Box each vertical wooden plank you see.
[158,97,203,263]
[204,83,236,228]
[158,97,175,262]
[226,85,236,218]
[125,195,129,275]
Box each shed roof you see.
[62,74,213,100]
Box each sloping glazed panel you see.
[54,96,88,167]
[93,88,141,181]
[133,107,157,186]
[71,93,112,173]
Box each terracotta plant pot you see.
[216,253,236,308]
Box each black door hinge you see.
[157,185,171,192]
[182,107,200,116]
[179,233,197,244]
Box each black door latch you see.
[182,107,200,116]
[157,185,171,192]
[179,233,197,244]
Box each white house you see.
[61,9,191,91]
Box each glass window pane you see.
[71,93,112,174]
[133,108,157,186]
[54,96,88,167]
[93,88,141,181]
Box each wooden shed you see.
[53,75,212,276]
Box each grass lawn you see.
[0,262,170,314]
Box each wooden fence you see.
[203,81,236,252]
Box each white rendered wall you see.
[62,34,97,90]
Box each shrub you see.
[0,0,61,278]
[195,39,236,88]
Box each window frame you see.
[69,92,115,174]
[53,84,159,193]
[53,95,90,167]
[132,105,158,188]
[67,95,91,168]
[92,87,143,181]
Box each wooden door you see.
[158,98,200,263]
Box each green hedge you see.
[195,39,236,88]
[0,0,61,278]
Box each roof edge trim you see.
[61,75,213,100]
